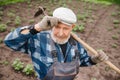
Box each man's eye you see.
[55,26,60,29]
[64,28,68,30]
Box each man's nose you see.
[58,29,63,36]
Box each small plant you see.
[12,58,24,71]
[0,17,2,21]
[23,64,34,75]
[9,10,16,13]
[118,30,120,34]
[2,61,9,65]
[73,24,85,33]
[113,20,119,24]
[107,27,113,31]
[0,11,3,16]
[111,44,117,48]
[15,16,21,26]
[0,38,3,43]
[0,24,7,32]
[7,12,15,18]
[77,14,88,20]
[91,77,97,80]
[112,35,119,40]
[6,20,12,25]
[111,12,117,16]
[105,66,111,72]
[113,24,119,29]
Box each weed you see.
[9,10,16,13]
[113,25,119,29]
[117,30,120,34]
[12,58,24,71]
[23,64,34,75]
[3,61,9,65]
[107,28,113,31]
[111,12,117,16]
[28,4,32,8]
[0,11,3,16]
[113,20,119,24]
[73,24,85,33]
[6,20,12,25]
[77,13,88,20]
[118,12,120,15]
[91,77,97,80]
[0,38,3,43]
[88,19,94,23]
[112,35,119,40]
[105,66,111,71]
[15,16,21,26]
[111,44,117,48]
[0,17,2,21]
[0,24,7,32]
[7,12,15,18]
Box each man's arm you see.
[77,43,96,67]
[4,26,34,53]
[4,16,59,53]
[77,43,108,67]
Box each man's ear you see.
[72,24,75,29]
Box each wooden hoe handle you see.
[71,32,120,74]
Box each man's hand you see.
[34,16,59,31]
[91,50,108,63]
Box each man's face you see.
[51,22,74,44]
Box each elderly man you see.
[4,7,108,80]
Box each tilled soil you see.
[0,0,120,80]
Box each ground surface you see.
[0,0,120,80]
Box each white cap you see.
[53,7,77,26]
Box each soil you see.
[0,0,120,80]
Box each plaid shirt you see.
[4,26,95,79]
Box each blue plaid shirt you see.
[4,26,95,79]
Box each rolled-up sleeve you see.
[4,26,34,53]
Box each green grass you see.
[0,0,30,6]
[83,0,120,5]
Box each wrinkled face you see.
[51,22,74,44]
